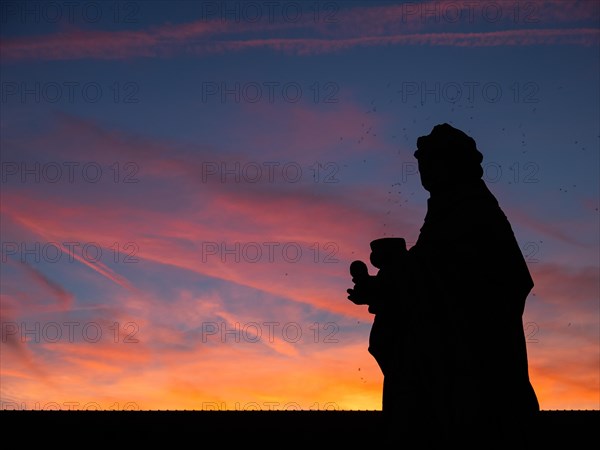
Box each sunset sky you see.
[1,0,598,411]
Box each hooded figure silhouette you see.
[349,123,540,447]
[404,123,540,446]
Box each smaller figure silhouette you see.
[348,237,409,432]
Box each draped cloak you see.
[394,178,540,445]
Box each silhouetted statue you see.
[348,123,539,447]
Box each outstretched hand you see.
[347,276,377,305]
[347,285,368,305]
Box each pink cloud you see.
[529,263,599,309]
[3,28,597,61]
[4,207,135,291]
[2,0,598,62]
[509,206,589,248]
[0,313,50,383]
[14,261,74,311]
[182,29,599,57]
[4,105,394,186]
[1,176,405,319]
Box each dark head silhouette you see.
[347,123,539,446]
[414,123,484,193]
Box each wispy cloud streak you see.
[2,0,598,62]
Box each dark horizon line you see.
[2,409,598,412]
